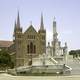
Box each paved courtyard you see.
[0,55,80,80]
[0,73,80,80]
[67,56,80,75]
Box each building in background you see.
[0,40,13,51]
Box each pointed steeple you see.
[53,16,56,27]
[13,20,16,38]
[17,11,20,28]
[53,16,57,34]
[40,12,44,30]
[14,20,16,32]
[53,16,58,41]
[15,20,16,28]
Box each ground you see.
[67,55,80,75]
[0,73,80,80]
[0,55,80,80]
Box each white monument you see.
[46,17,68,64]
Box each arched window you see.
[27,42,36,54]
[30,42,33,53]
[34,45,36,53]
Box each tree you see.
[0,49,14,70]
[69,49,80,58]
[69,50,75,55]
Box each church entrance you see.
[27,42,36,65]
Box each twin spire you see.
[40,12,44,30]
[15,11,20,29]
[14,12,44,30]
[14,11,56,32]
[17,11,20,28]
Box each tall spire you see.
[14,20,16,30]
[53,16,57,34]
[53,16,58,56]
[13,20,16,38]
[17,11,20,28]
[40,12,44,30]
[15,20,16,27]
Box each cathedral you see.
[0,12,72,75]
[3,12,68,68]
[13,12,46,67]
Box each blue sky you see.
[0,0,80,50]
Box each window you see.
[34,45,36,53]
[18,35,21,38]
[27,35,35,39]
[27,42,36,54]
[30,42,33,53]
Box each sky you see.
[0,0,80,50]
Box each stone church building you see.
[0,12,68,67]
[13,12,46,67]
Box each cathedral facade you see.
[13,13,46,67]
[9,12,68,67]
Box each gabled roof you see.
[24,25,37,34]
[0,40,13,47]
